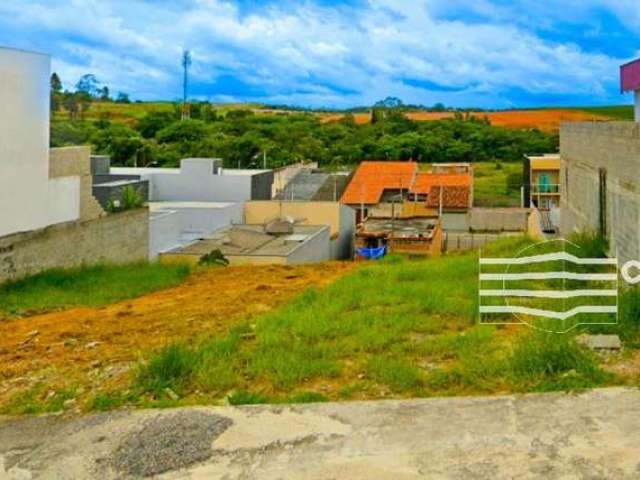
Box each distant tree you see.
[371,107,386,124]
[50,73,62,93]
[99,86,111,101]
[50,73,63,112]
[156,119,207,144]
[375,96,404,108]
[76,74,100,97]
[431,102,446,112]
[62,93,80,120]
[115,92,131,103]
[137,111,177,139]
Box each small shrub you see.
[227,390,268,405]
[568,231,608,258]
[137,344,197,395]
[288,392,329,403]
[199,249,229,267]
[508,332,609,391]
[106,185,145,213]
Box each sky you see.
[1,0,639,109]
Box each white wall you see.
[148,202,244,259]
[47,177,81,225]
[0,48,51,237]
[113,159,259,203]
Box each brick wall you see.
[560,122,640,265]
[0,209,149,283]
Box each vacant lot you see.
[3,237,638,415]
[473,161,523,207]
[0,262,354,413]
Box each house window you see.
[564,167,569,202]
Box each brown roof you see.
[340,161,417,204]
[425,185,471,210]
[341,161,472,209]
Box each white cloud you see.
[0,0,633,107]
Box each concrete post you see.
[635,90,640,122]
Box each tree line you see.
[50,72,131,121]
[50,91,559,169]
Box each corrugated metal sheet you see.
[621,58,640,92]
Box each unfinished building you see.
[355,217,442,259]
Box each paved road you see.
[2,387,640,479]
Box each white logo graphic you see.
[621,260,640,285]
[479,239,618,333]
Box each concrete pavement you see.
[2,387,640,479]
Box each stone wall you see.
[560,122,640,265]
[0,208,149,283]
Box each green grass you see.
[130,236,628,408]
[473,161,523,207]
[0,262,190,316]
[577,106,634,121]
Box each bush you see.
[508,332,609,391]
[106,185,145,213]
[199,249,229,267]
[137,344,198,395]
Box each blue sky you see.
[1,0,638,108]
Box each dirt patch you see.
[0,262,355,407]
[321,109,610,132]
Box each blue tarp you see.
[357,246,386,260]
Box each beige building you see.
[244,201,355,259]
[524,154,561,210]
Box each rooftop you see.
[341,161,472,209]
[167,224,327,258]
[358,216,439,239]
[149,201,237,210]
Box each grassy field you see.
[100,235,637,410]
[53,101,267,125]
[577,105,635,121]
[473,161,523,207]
[0,262,190,316]
[3,236,639,414]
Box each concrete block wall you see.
[50,147,105,221]
[0,209,149,283]
[560,122,640,265]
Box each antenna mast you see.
[182,50,192,120]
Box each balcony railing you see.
[530,183,560,194]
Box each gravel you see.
[112,411,232,477]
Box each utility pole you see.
[181,50,192,121]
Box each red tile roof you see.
[341,161,472,209]
[340,161,417,204]
[425,185,471,210]
[411,172,472,195]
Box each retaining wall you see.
[0,209,149,283]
